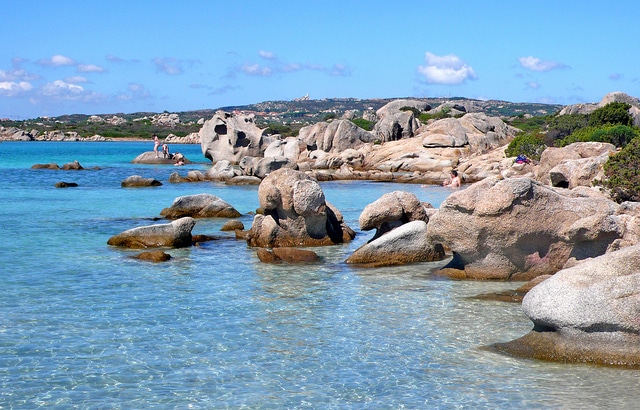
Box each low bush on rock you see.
[556,124,639,148]
[350,117,375,131]
[600,137,640,202]
[505,132,546,160]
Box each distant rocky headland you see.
[0,96,560,143]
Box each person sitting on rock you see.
[443,170,462,188]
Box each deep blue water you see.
[0,141,638,409]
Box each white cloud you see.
[518,56,567,72]
[527,81,541,89]
[258,50,276,60]
[41,80,84,98]
[418,52,477,85]
[78,64,105,73]
[116,83,150,101]
[0,81,33,97]
[37,54,76,67]
[242,63,272,76]
[0,68,38,82]
[153,58,183,75]
[65,76,88,84]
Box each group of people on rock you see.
[153,134,184,165]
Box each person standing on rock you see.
[153,134,160,158]
[443,170,462,188]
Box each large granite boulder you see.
[492,243,640,367]
[427,177,623,280]
[160,193,241,219]
[535,142,615,187]
[346,220,444,266]
[239,155,296,178]
[347,191,443,266]
[131,151,189,165]
[107,217,196,248]
[204,159,238,181]
[559,91,640,126]
[264,136,303,161]
[298,119,375,153]
[199,110,273,164]
[373,100,426,142]
[419,113,518,152]
[246,168,355,247]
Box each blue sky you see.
[2,0,639,119]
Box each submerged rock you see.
[107,217,196,248]
[121,175,162,187]
[134,250,172,262]
[257,247,320,264]
[160,193,241,219]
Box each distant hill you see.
[0,97,564,140]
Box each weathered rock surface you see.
[419,113,519,152]
[346,220,444,266]
[373,100,424,142]
[32,162,61,170]
[107,217,196,248]
[239,155,296,178]
[55,181,78,188]
[134,250,172,262]
[346,191,443,266]
[298,119,375,152]
[492,244,640,367]
[427,177,623,280]
[131,151,190,165]
[221,220,244,231]
[535,142,615,187]
[121,175,162,187]
[200,111,273,164]
[559,91,640,126]
[246,168,355,247]
[257,247,320,264]
[358,190,430,237]
[160,193,241,219]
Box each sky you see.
[2,0,639,119]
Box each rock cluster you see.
[246,168,355,248]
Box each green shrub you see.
[264,123,292,136]
[508,114,552,133]
[505,132,546,160]
[399,106,422,117]
[350,117,374,131]
[418,108,450,122]
[548,113,588,137]
[556,124,638,148]
[505,133,547,161]
[588,102,633,127]
[600,137,640,202]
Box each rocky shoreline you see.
[24,91,640,368]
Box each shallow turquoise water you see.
[0,141,638,409]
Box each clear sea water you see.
[0,141,638,409]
